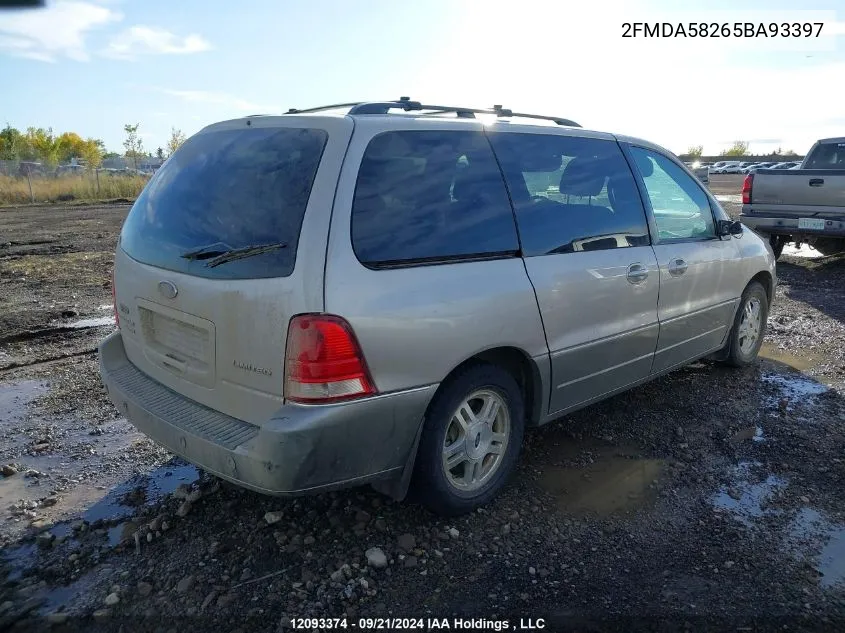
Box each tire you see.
[768,235,786,260]
[813,238,845,257]
[411,363,524,516]
[723,281,769,367]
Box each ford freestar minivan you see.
[99,99,776,515]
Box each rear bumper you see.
[98,332,437,496]
[740,212,845,238]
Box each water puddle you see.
[787,508,845,588]
[712,462,787,527]
[538,444,665,517]
[63,315,115,329]
[0,379,49,423]
[759,343,821,373]
[761,371,829,411]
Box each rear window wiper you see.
[202,242,288,268]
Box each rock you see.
[176,575,194,594]
[186,489,203,504]
[355,510,371,523]
[397,533,416,550]
[675,426,685,438]
[146,532,153,543]
[448,527,460,539]
[724,561,735,569]
[404,556,418,568]
[45,612,69,624]
[161,520,171,532]
[240,568,252,581]
[303,535,315,546]
[93,609,112,621]
[37,532,55,548]
[176,501,192,517]
[30,519,49,530]
[264,511,284,525]
[41,496,58,507]
[137,582,153,596]
[365,547,388,569]
[800,495,810,504]
[330,570,344,583]
[200,590,217,612]
[529,566,536,575]
[148,516,163,532]
[502,523,511,535]
[104,592,120,606]
[172,484,191,499]
[2,464,17,477]
[217,593,235,608]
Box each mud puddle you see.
[761,371,830,411]
[787,508,845,588]
[759,343,822,373]
[537,442,666,517]
[0,379,49,423]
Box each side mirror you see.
[717,219,743,237]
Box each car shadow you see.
[776,254,845,325]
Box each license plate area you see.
[137,299,216,387]
[798,218,826,231]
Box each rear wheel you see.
[769,235,787,260]
[412,363,524,516]
[723,281,768,367]
[813,238,845,257]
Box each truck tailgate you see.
[751,169,845,214]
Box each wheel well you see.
[750,271,774,305]
[443,347,542,426]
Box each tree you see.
[79,138,104,168]
[719,140,750,157]
[156,147,164,160]
[25,127,60,167]
[686,145,703,157]
[0,125,25,160]
[123,123,144,170]
[166,127,186,157]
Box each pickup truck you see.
[740,137,845,258]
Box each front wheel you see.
[723,281,769,367]
[411,364,524,516]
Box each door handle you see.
[809,178,824,187]
[626,263,649,284]
[668,258,688,276]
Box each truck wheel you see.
[769,235,786,260]
[412,363,524,516]
[723,282,769,367]
[813,238,844,257]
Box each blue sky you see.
[1,0,844,155]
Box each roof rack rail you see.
[283,97,581,127]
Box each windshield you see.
[120,126,328,279]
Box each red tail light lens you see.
[284,315,376,403]
[112,269,120,328]
[742,173,753,205]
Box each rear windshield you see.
[803,142,845,169]
[120,126,328,279]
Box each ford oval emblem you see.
[158,280,178,299]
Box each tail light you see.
[112,269,120,328]
[742,173,753,204]
[284,315,376,403]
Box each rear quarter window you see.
[120,126,328,279]
[350,130,519,267]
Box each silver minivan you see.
[99,100,776,515]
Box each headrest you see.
[559,157,607,197]
[452,162,489,202]
[633,152,654,177]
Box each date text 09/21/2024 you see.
[622,22,824,38]
[289,617,547,630]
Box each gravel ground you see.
[2,181,845,632]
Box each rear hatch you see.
[113,116,353,423]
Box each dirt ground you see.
[2,177,845,632]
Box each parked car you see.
[721,163,745,174]
[769,161,799,170]
[742,162,776,173]
[99,99,776,515]
[741,137,845,258]
[712,161,740,174]
[17,161,45,177]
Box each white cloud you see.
[0,0,121,62]
[104,26,211,60]
[157,88,275,114]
